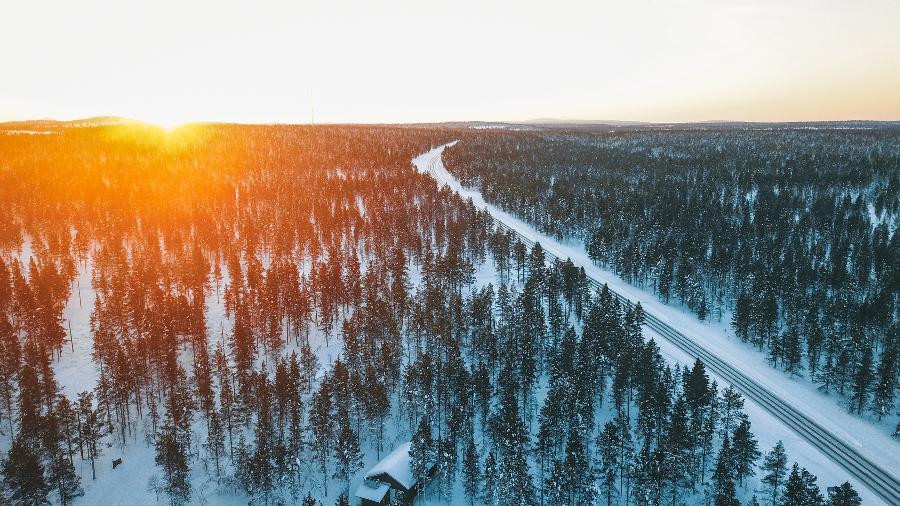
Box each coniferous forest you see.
[442,126,899,423]
[0,123,886,505]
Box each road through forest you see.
[415,142,900,505]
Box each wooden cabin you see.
[354,442,435,505]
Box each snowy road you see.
[414,142,900,505]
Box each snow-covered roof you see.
[354,480,390,503]
[364,442,415,491]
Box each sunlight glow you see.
[149,117,188,132]
[2,0,899,123]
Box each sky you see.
[2,0,899,125]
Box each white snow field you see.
[414,142,900,505]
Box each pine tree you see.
[48,454,83,505]
[363,376,389,459]
[782,327,803,377]
[850,345,874,414]
[54,395,78,466]
[732,292,752,342]
[333,415,363,494]
[712,435,740,506]
[219,369,236,460]
[562,427,589,502]
[489,381,536,506]
[781,463,822,506]
[801,466,824,506]
[17,363,44,442]
[870,340,896,420]
[309,377,333,496]
[761,440,788,505]
[827,481,861,506]
[246,373,276,502]
[0,302,20,437]
[483,451,498,506]
[719,385,746,438]
[43,403,82,505]
[462,434,481,506]
[544,458,568,506]
[615,411,634,501]
[665,394,691,504]
[2,437,51,505]
[409,416,435,498]
[77,390,104,480]
[782,463,805,506]
[155,419,191,505]
[596,421,620,506]
[206,408,226,478]
[731,419,760,488]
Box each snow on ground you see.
[57,258,99,398]
[415,143,897,505]
[24,230,501,505]
[7,142,892,505]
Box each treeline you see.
[442,127,899,423]
[0,124,863,505]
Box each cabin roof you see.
[364,442,415,491]
[354,480,390,502]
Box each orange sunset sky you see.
[2,0,899,125]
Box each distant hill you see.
[521,118,651,127]
[0,116,142,131]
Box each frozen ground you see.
[415,142,898,505]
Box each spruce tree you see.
[665,395,691,503]
[782,463,806,506]
[544,459,568,506]
[761,440,788,505]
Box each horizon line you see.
[3,115,900,127]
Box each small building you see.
[354,442,434,506]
